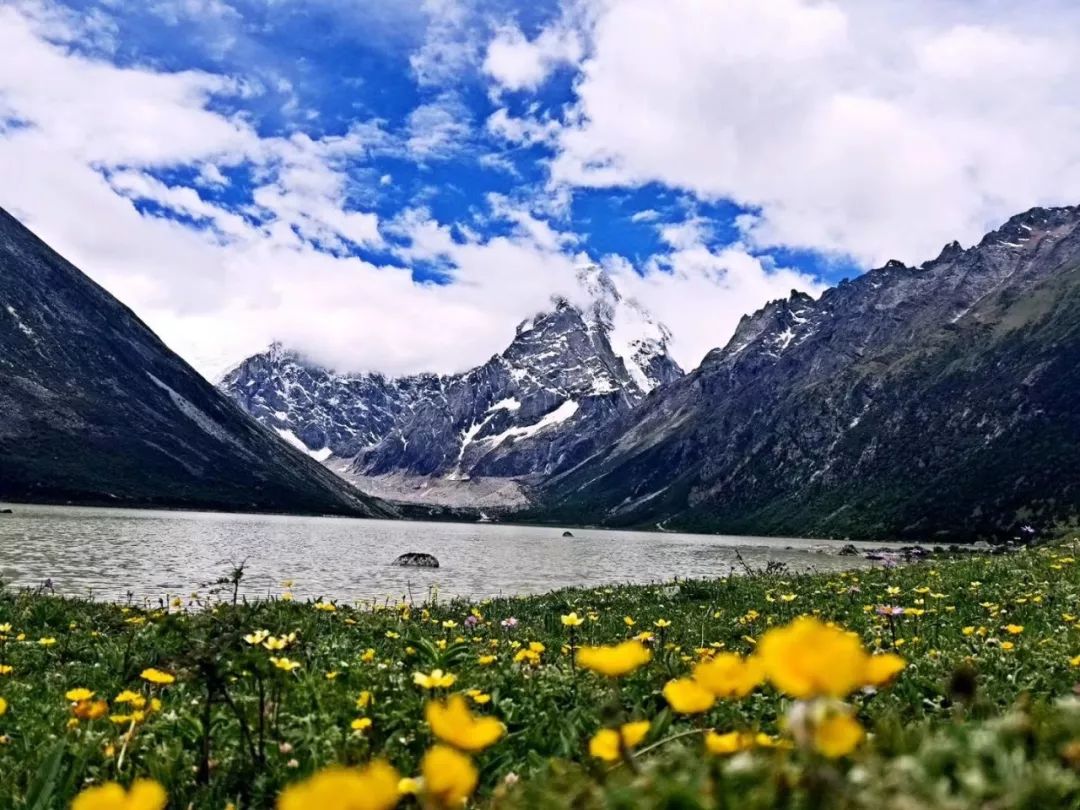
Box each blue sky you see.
[3,0,1080,376]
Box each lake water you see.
[0,503,874,603]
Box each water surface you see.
[0,503,874,602]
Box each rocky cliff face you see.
[534,206,1080,541]
[221,267,682,497]
[0,208,394,517]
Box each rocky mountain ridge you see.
[532,205,1080,541]
[0,207,394,517]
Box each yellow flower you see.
[1004,624,1024,635]
[692,653,763,699]
[139,669,175,685]
[38,637,57,646]
[269,657,302,672]
[325,671,339,681]
[277,762,400,810]
[813,712,864,758]
[756,617,868,699]
[0,697,7,716]
[962,626,975,636]
[466,689,491,705]
[588,721,650,761]
[576,641,651,677]
[66,688,95,702]
[704,730,754,755]
[421,745,477,808]
[0,665,11,675]
[623,616,635,627]
[561,612,585,627]
[314,602,337,612]
[413,669,457,689]
[356,691,373,709]
[115,691,147,708]
[73,699,110,720]
[397,777,421,796]
[425,694,504,752]
[663,678,716,714]
[477,655,496,666]
[71,779,167,810]
[351,717,373,732]
[654,619,672,628]
[243,630,270,645]
[361,649,376,663]
[863,653,906,686]
[779,593,797,602]
[1070,655,1080,667]
[1001,641,1015,651]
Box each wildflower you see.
[350,717,372,732]
[813,712,864,758]
[692,653,763,699]
[663,678,716,714]
[0,697,6,716]
[115,691,146,708]
[962,626,976,636]
[356,691,373,709]
[1070,655,1080,667]
[704,730,755,755]
[654,618,671,628]
[561,612,585,627]
[588,721,650,761]
[270,657,302,672]
[425,694,504,751]
[71,779,166,810]
[863,653,906,686]
[1004,624,1024,635]
[1001,641,1015,651]
[576,640,651,677]
[38,637,57,646]
[314,602,337,612]
[243,630,270,645]
[398,777,421,796]
[623,616,636,627]
[73,700,109,720]
[421,745,477,808]
[0,665,11,675]
[139,669,175,685]
[477,655,496,666]
[361,648,376,663]
[499,618,518,629]
[756,617,868,699]
[780,593,797,602]
[413,669,457,689]
[66,688,95,702]
[277,762,400,810]
[466,689,491,705]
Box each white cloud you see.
[527,0,1080,265]
[483,23,582,91]
[405,93,472,159]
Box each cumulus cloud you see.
[499,0,1080,265]
[483,23,582,91]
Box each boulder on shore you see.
[562,531,574,538]
[393,552,440,568]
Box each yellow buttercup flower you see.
[561,612,585,627]
[277,762,400,810]
[314,602,337,612]
[576,640,651,677]
[270,657,302,672]
[663,678,716,714]
[351,717,373,732]
[864,653,906,686]
[0,665,11,675]
[477,655,496,666]
[413,669,457,689]
[356,691,373,709]
[1004,624,1024,635]
[425,694,504,752]
[421,745,477,808]
[71,779,167,810]
[692,653,763,699]
[0,697,7,716]
[139,669,175,686]
[813,712,864,758]
[654,619,672,628]
[114,691,147,708]
[588,721,650,761]
[704,730,755,755]
[66,688,94,702]
[756,617,868,699]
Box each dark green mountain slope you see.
[0,208,394,517]
[533,206,1080,541]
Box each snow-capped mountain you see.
[220,267,682,504]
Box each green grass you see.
[3,545,1080,808]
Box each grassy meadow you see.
[2,544,1080,808]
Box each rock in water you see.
[394,552,440,568]
[562,531,574,537]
